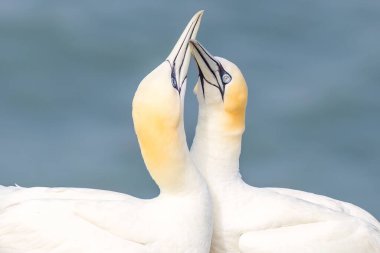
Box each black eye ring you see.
[222,73,232,84]
[171,76,177,88]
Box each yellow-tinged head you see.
[190,40,248,135]
[132,11,203,191]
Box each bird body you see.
[0,186,210,253]
[189,40,380,253]
[0,11,212,253]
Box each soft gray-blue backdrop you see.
[1,0,379,218]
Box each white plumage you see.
[189,39,380,253]
[0,11,213,253]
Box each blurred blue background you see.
[0,0,379,218]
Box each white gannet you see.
[0,11,213,253]
[189,39,380,253]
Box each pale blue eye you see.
[222,74,231,83]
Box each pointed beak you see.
[166,10,204,93]
[190,39,230,99]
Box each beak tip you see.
[197,10,205,16]
[190,10,204,25]
[192,10,204,27]
[167,10,204,61]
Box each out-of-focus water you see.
[0,0,379,217]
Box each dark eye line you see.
[193,47,230,99]
[204,78,219,89]
[216,61,232,85]
[166,14,201,95]
[192,45,219,83]
[215,61,232,100]
[197,42,220,66]
[198,71,206,99]
[197,60,232,101]
[198,73,225,100]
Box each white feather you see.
[189,45,380,253]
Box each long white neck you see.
[137,116,205,195]
[190,106,244,185]
[132,85,204,195]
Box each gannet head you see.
[132,11,203,191]
[190,39,248,135]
